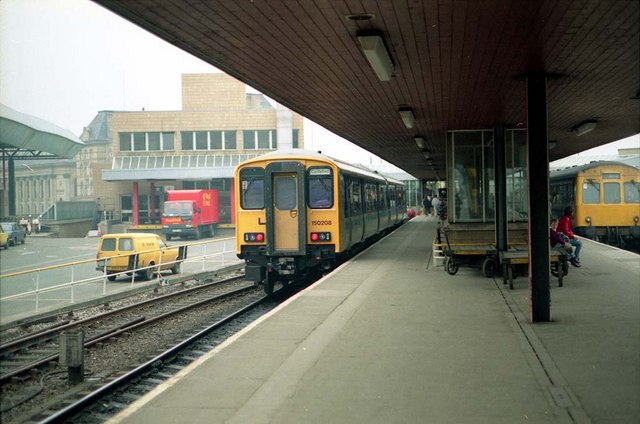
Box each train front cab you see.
[236,158,339,294]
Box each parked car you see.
[0,226,8,250]
[0,222,26,246]
[96,233,187,281]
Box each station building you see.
[78,73,305,228]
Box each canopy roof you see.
[0,104,83,160]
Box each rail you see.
[0,237,242,324]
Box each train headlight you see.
[310,232,331,242]
[634,216,639,224]
[585,216,592,225]
[244,232,265,242]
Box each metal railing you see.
[0,238,242,325]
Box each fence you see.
[0,237,242,326]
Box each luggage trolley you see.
[438,226,499,277]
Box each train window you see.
[274,176,297,210]
[603,173,620,179]
[240,168,265,209]
[624,182,640,203]
[350,179,362,215]
[308,167,333,209]
[582,181,600,204]
[603,182,621,204]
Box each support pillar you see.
[526,75,551,322]
[494,124,508,252]
[8,158,16,216]
[150,182,156,224]
[133,181,139,225]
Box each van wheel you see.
[141,262,155,280]
[171,261,182,275]
[107,274,117,281]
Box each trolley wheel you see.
[482,257,496,278]
[444,257,459,275]
[508,266,514,290]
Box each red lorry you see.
[161,190,219,240]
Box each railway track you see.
[40,294,279,423]
[6,285,292,423]
[0,275,250,384]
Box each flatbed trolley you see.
[499,247,569,289]
[435,226,499,277]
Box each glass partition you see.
[446,129,526,223]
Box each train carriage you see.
[235,149,406,294]
[550,161,640,246]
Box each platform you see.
[111,215,639,424]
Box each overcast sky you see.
[1,0,637,164]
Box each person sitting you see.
[557,207,582,267]
[549,218,575,261]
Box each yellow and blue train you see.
[550,161,640,246]
[235,149,407,294]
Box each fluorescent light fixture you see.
[572,120,597,136]
[399,107,415,129]
[414,136,426,149]
[548,140,557,149]
[357,34,394,81]
[422,150,431,160]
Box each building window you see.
[293,129,299,148]
[148,132,161,150]
[181,130,237,151]
[119,132,175,152]
[243,129,277,150]
[195,131,208,150]
[210,131,223,150]
[120,133,132,151]
[225,131,237,149]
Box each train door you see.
[349,177,365,243]
[265,162,306,255]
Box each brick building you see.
[81,73,304,226]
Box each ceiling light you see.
[399,107,415,129]
[422,150,431,160]
[572,120,597,136]
[548,140,557,149]
[414,136,426,149]
[357,34,394,81]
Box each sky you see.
[1,0,638,167]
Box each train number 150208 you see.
[312,220,332,225]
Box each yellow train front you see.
[550,161,640,246]
[235,149,406,294]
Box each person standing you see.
[422,193,432,216]
[431,195,441,220]
[557,206,582,267]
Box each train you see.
[550,160,640,247]
[235,149,407,294]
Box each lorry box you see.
[161,189,219,240]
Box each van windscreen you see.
[101,238,116,251]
